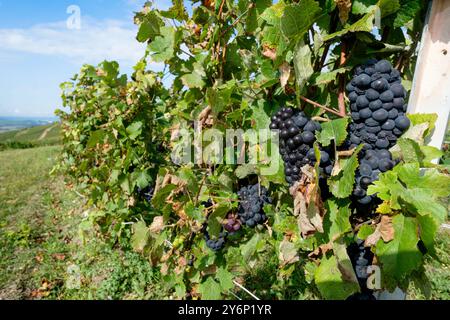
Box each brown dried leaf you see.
[279,240,300,266]
[149,216,165,234]
[290,165,326,238]
[170,123,181,142]
[52,253,66,261]
[279,62,291,88]
[379,215,394,242]
[262,44,277,60]
[365,215,395,246]
[309,242,333,258]
[198,106,214,127]
[202,0,215,10]
[335,0,352,24]
[201,265,217,276]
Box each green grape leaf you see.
[87,129,107,148]
[126,121,143,141]
[352,0,377,14]
[131,221,150,253]
[375,214,422,282]
[395,163,450,199]
[323,10,375,41]
[148,26,176,62]
[134,170,152,189]
[136,11,163,42]
[311,67,351,85]
[323,198,352,241]
[160,0,188,21]
[208,204,230,237]
[241,233,261,261]
[281,1,321,39]
[328,145,363,198]
[396,138,425,164]
[180,61,206,89]
[293,41,314,95]
[198,277,222,300]
[394,0,423,29]
[378,0,401,17]
[407,113,438,140]
[358,224,376,240]
[421,146,444,164]
[315,255,360,300]
[316,118,349,147]
[216,267,234,291]
[251,100,271,130]
[235,164,257,179]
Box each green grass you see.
[0,123,61,150]
[0,146,164,300]
[407,228,450,300]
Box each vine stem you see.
[299,95,345,118]
[218,0,226,18]
[337,41,348,117]
[220,5,252,37]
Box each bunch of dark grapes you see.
[137,185,155,202]
[201,200,229,251]
[237,184,271,228]
[204,230,228,251]
[346,239,376,300]
[353,149,398,205]
[346,59,411,152]
[223,213,242,233]
[346,60,410,205]
[270,107,333,186]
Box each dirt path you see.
[38,125,56,141]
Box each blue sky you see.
[0,0,173,117]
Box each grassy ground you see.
[0,146,164,300]
[0,146,448,300]
[0,123,61,149]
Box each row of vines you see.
[55,0,450,300]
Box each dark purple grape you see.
[304,121,318,132]
[359,108,372,119]
[391,84,405,97]
[301,131,315,144]
[355,74,371,87]
[369,100,383,111]
[372,109,389,122]
[381,119,396,130]
[375,139,389,149]
[388,109,399,119]
[379,159,394,172]
[375,60,392,73]
[366,126,381,134]
[380,90,394,102]
[356,95,370,109]
[365,89,380,101]
[349,91,358,102]
[395,116,410,130]
[371,78,389,91]
[359,163,372,176]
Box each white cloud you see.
[0,17,152,67]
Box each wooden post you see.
[407,0,450,151]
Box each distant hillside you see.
[0,123,61,150]
[0,117,58,133]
